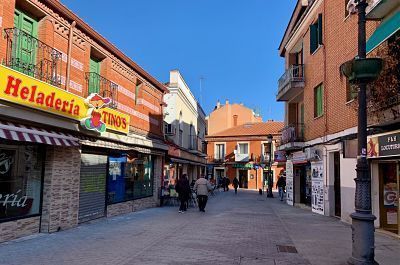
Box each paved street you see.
[0,190,399,265]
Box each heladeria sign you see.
[0,65,130,134]
[367,131,400,158]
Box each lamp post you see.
[341,1,382,264]
[266,134,274,198]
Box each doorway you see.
[379,162,399,234]
[239,170,248,189]
[215,168,225,186]
[333,152,341,217]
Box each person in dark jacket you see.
[175,174,191,213]
[233,177,239,194]
[225,177,230,191]
[276,176,286,201]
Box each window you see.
[345,0,351,18]
[310,14,323,54]
[107,153,154,204]
[0,145,44,221]
[135,79,142,105]
[88,57,101,94]
[215,144,225,160]
[238,143,249,154]
[314,84,324,117]
[346,80,357,102]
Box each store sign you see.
[367,131,400,158]
[232,163,253,169]
[286,160,294,206]
[274,150,287,162]
[0,65,129,134]
[311,161,324,215]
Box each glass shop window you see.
[107,153,154,204]
[0,145,43,220]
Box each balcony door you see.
[14,9,38,76]
[89,57,101,94]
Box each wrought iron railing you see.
[3,28,63,87]
[207,156,224,163]
[277,64,305,95]
[280,123,305,145]
[85,72,118,109]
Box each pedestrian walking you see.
[175,174,191,213]
[222,176,227,191]
[233,177,239,194]
[194,175,213,212]
[276,175,286,201]
[225,176,230,191]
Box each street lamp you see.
[341,1,382,264]
[266,134,274,198]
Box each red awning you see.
[0,120,79,147]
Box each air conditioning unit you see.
[164,124,175,135]
[305,147,321,161]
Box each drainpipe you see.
[65,21,76,92]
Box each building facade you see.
[163,70,207,186]
[277,0,399,235]
[207,118,284,191]
[0,0,168,242]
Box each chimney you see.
[225,99,229,105]
[267,119,274,122]
[216,100,220,109]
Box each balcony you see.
[278,123,305,151]
[85,72,118,109]
[366,0,400,19]
[207,156,225,164]
[3,28,62,87]
[235,153,249,162]
[277,64,305,101]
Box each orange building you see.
[206,122,284,191]
[206,100,262,135]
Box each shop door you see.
[379,162,399,234]
[334,152,341,217]
[239,170,248,189]
[78,154,107,223]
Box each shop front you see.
[368,130,400,235]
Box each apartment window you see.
[310,14,323,54]
[238,143,249,154]
[346,80,357,102]
[314,84,324,118]
[215,144,225,160]
[345,0,351,18]
[135,79,142,105]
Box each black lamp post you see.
[341,1,382,264]
[266,134,274,198]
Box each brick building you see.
[0,0,168,242]
[277,0,399,234]
[206,102,284,190]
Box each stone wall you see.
[40,146,81,233]
[0,217,40,243]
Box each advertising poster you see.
[311,161,324,215]
[286,160,294,206]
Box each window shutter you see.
[318,14,323,45]
[310,24,317,53]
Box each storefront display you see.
[311,161,324,215]
[107,153,154,204]
[0,144,43,221]
[379,162,399,233]
[286,160,294,206]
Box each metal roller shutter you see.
[78,153,107,223]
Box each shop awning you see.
[81,138,165,155]
[0,120,79,146]
[367,11,400,54]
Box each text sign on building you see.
[367,132,400,158]
[0,65,130,134]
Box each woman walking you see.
[175,174,191,213]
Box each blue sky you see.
[62,0,296,121]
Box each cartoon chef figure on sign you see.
[81,93,111,133]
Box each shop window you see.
[107,153,154,204]
[0,145,43,221]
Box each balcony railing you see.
[85,72,118,109]
[3,28,63,87]
[277,64,305,101]
[280,123,305,145]
[207,156,225,163]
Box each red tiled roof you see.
[208,122,284,137]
